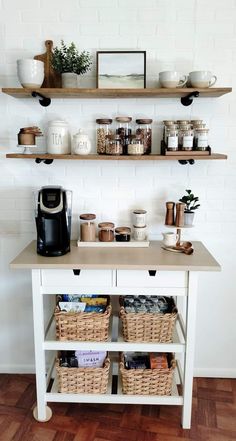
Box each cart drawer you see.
[117,270,187,288]
[41,269,113,287]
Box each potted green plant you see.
[179,189,200,225]
[51,40,92,88]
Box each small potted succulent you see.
[51,40,92,88]
[179,189,200,226]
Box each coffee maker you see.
[35,186,72,256]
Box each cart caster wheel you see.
[33,405,52,422]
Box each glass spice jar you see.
[79,213,96,242]
[128,136,144,155]
[98,222,115,242]
[178,124,192,149]
[96,118,113,154]
[135,119,152,154]
[164,123,178,144]
[133,209,147,227]
[182,128,194,151]
[195,128,209,150]
[115,227,131,242]
[166,127,179,151]
[106,134,123,155]
[115,117,132,155]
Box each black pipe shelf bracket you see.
[178,159,195,165]
[35,158,54,164]
[181,91,199,106]
[31,91,51,107]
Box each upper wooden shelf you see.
[1,87,232,99]
[6,153,227,161]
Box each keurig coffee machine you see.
[35,186,72,256]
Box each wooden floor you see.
[0,375,235,441]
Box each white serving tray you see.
[77,239,150,248]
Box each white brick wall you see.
[0,0,236,375]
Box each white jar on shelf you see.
[73,129,92,155]
[47,120,70,154]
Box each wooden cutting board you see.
[34,40,62,88]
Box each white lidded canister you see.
[47,120,71,154]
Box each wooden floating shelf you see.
[1,87,232,99]
[6,153,227,161]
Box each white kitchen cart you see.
[10,240,220,429]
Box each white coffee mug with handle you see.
[189,71,217,88]
[162,232,178,247]
[159,71,188,88]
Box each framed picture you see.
[96,51,146,89]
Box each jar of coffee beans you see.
[115,116,132,155]
[96,118,113,154]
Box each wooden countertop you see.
[10,241,220,272]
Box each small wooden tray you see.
[77,240,150,248]
[161,140,211,156]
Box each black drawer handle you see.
[148,270,157,277]
[73,269,81,276]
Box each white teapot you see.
[73,129,91,155]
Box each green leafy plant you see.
[179,189,200,213]
[51,40,92,75]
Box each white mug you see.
[189,71,217,88]
[17,59,44,89]
[159,71,188,88]
[162,232,178,247]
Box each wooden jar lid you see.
[96,118,112,124]
[133,209,147,214]
[80,213,96,220]
[136,118,153,124]
[115,116,132,123]
[115,227,131,234]
[98,222,115,229]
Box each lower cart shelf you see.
[46,374,183,405]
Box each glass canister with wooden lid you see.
[98,222,115,242]
[135,118,153,154]
[79,213,96,242]
[96,118,113,154]
[115,116,132,155]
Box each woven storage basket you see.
[54,300,111,341]
[56,357,110,394]
[120,353,176,395]
[120,297,177,343]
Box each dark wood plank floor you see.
[0,375,235,441]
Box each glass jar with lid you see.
[115,117,132,155]
[128,136,144,155]
[166,127,179,151]
[195,128,209,150]
[115,227,131,242]
[135,119,152,154]
[181,128,194,151]
[163,120,175,142]
[178,124,192,149]
[106,134,123,155]
[96,118,113,155]
[98,222,115,242]
[79,213,96,242]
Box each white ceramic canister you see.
[133,225,147,241]
[47,120,70,154]
[73,129,92,155]
[133,209,147,227]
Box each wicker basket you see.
[120,297,177,343]
[54,300,112,341]
[56,357,110,394]
[120,353,176,395]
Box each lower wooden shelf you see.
[5,153,227,161]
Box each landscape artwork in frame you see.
[96,51,146,89]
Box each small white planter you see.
[184,211,194,226]
[62,72,79,88]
